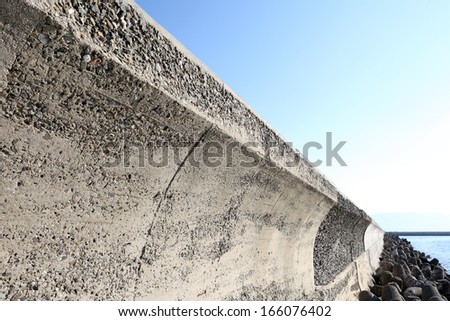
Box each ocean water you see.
[403,236,450,271]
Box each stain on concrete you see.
[313,194,372,286]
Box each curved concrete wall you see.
[314,194,371,286]
[0,0,383,300]
[364,222,385,271]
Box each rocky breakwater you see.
[359,233,450,301]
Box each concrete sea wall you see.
[0,0,384,300]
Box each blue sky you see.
[136,0,450,231]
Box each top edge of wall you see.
[17,0,340,202]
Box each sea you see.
[402,235,450,271]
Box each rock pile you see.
[359,233,449,301]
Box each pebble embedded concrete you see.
[313,194,372,285]
[1,0,384,300]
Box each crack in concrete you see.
[269,189,285,215]
[155,124,213,215]
[133,125,212,299]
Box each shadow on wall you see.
[313,193,371,286]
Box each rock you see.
[38,33,51,46]
[407,256,418,266]
[370,284,382,297]
[388,281,402,293]
[411,265,426,280]
[403,287,422,298]
[83,55,92,63]
[358,290,373,301]
[392,263,406,278]
[373,269,382,284]
[91,4,99,13]
[404,275,419,289]
[20,90,29,99]
[373,275,381,286]
[392,276,403,290]
[381,271,394,286]
[422,284,441,301]
[432,266,445,281]
[437,279,450,295]
[77,6,87,17]
[63,31,76,44]
[399,260,411,274]
[371,233,448,302]
[382,284,404,301]
[422,264,432,278]
[380,260,394,272]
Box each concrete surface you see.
[0,0,384,300]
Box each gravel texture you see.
[314,193,371,285]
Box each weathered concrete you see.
[0,0,383,300]
[314,194,371,286]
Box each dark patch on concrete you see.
[313,194,371,286]
[310,269,355,300]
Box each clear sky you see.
[136,0,450,231]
